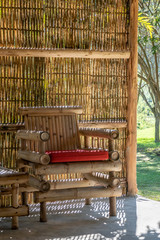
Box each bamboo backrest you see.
[19,107,83,152]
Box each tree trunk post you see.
[126,0,138,196]
[155,116,160,142]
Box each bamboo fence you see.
[0,0,130,205]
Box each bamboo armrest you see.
[79,128,119,139]
[18,150,50,165]
[16,130,50,142]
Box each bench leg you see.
[12,184,19,229]
[85,198,91,205]
[40,202,47,222]
[109,196,116,216]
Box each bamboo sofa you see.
[16,106,122,222]
[0,167,50,229]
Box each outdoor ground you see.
[137,127,160,201]
[1,196,160,240]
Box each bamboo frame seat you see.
[17,106,122,222]
[0,167,50,229]
[0,167,29,229]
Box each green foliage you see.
[137,96,154,129]
[138,13,154,38]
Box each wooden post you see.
[126,0,138,196]
[84,136,91,205]
[12,184,19,230]
[109,139,116,216]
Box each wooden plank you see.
[126,0,138,196]
[78,121,127,129]
[0,48,130,59]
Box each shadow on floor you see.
[0,196,160,240]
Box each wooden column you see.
[12,184,19,230]
[109,139,116,216]
[84,136,91,205]
[126,0,138,196]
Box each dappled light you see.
[1,197,160,239]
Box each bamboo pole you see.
[83,174,120,188]
[35,187,122,203]
[28,176,50,192]
[0,206,29,218]
[109,151,119,161]
[0,172,29,185]
[19,179,98,192]
[0,48,130,59]
[16,130,50,142]
[19,106,83,115]
[35,160,122,175]
[0,123,25,132]
[21,139,28,205]
[78,121,127,129]
[126,0,138,196]
[39,134,48,222]
[19,177,121,193]
[84,135,91,205]
[0,122,127,132]
[109,139,117,216]
[18,150,50,165]
[79,128,119,139]
[40,202,47,222]
[11,184,19,230]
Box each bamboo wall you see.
[0,0,130,201]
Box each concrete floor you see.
[1,196,160,240]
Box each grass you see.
[137,127,160,201]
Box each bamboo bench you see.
[0,167,50,229]
[17,106,122,222]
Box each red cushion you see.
[46,149,109,163]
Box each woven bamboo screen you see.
[0,0,129,191]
